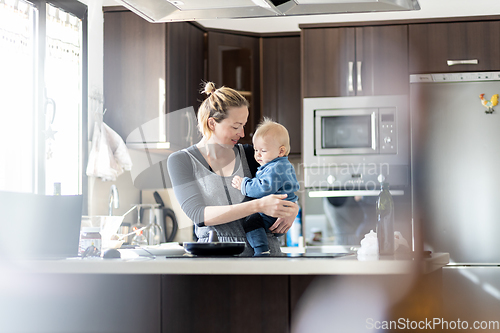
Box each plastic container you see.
[376,182,395,255]
[286,202,302,247]
[79,227,102,257]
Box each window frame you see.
[31,0,88,212]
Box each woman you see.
[167,82,298,256]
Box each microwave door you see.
[314,109,379,155]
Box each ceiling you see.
[101,0,500,33]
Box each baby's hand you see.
[232,175,243,190]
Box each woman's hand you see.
[269,201,299,234]
[257,194,296,219]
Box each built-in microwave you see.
[303,95,410,192]
[314,107,397,156]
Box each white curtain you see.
[44,3,82,195]
[0,0,35,193]
[0,1,83,195]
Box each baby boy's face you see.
[253,136,284,166]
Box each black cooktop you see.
[165,252,354,259]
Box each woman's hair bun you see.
[203,82,216,96]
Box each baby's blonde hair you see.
[197,82,249,139]
[253,118,290,156]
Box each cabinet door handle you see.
[357,61,362,92]
[348,61,354,93]
[185,113,193,145]
[447,59,479,66]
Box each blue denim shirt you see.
[240,156,299,202]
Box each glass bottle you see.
[376,182,394,255]
[131,227,148,247]
[79,227,102,257]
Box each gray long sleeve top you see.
[166,144,281,255]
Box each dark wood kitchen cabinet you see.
[302,25,408,98]
[409,20,500,74]
[207,31,260,144]
[161,274,318,333]
[261,35,301,155]
[165,22,206,115]
[103,10,204,140]
[4,274,162,333]
[161,275,290,332]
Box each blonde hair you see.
[253,118,291,156]
[197,82,249,139]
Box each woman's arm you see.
[203,194,295,226]
[167,150,206,224]
[167,149,296,227]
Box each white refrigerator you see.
[410,72,500,323]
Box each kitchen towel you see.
[86,121,132,181]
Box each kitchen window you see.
[0,0,88,198]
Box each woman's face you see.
[209,106,248,147]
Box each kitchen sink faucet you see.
[109,184,119,216]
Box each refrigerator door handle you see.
[447,59,479,66]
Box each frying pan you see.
[183,230,245,256]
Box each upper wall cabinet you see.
[104,11,166,139]
[409,20,500,74]
[261,36,301,155]
[207,31,260,144]
[165,22,206,115]
[302,25,408,98]
[104,11,204,139]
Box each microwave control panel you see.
[379,108,397,154]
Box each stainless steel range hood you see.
[118,0,420,23]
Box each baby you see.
[232,118,300,256]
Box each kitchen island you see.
[15,251,449,275]
[3,252,448,333]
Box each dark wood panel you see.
[2,274,161,333]
[262,38,279,121]
[303,25,408,97]
[104,11,166,139]
[166,22,205,113]
[356,25,409,95]
[207,32,261,144]
[186,26,206,112]
[289,275,318,316]
[409,21,500,74]
[262,36,302,155]
[299,15,500,29]
[302,28,355,97]
[161,275,289,333]
[166,22,189,113]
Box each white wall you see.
[81,1,192,241]
[82,0,140,225]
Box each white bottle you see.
[286,202,302,247]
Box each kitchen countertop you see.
[12,251,449,276]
